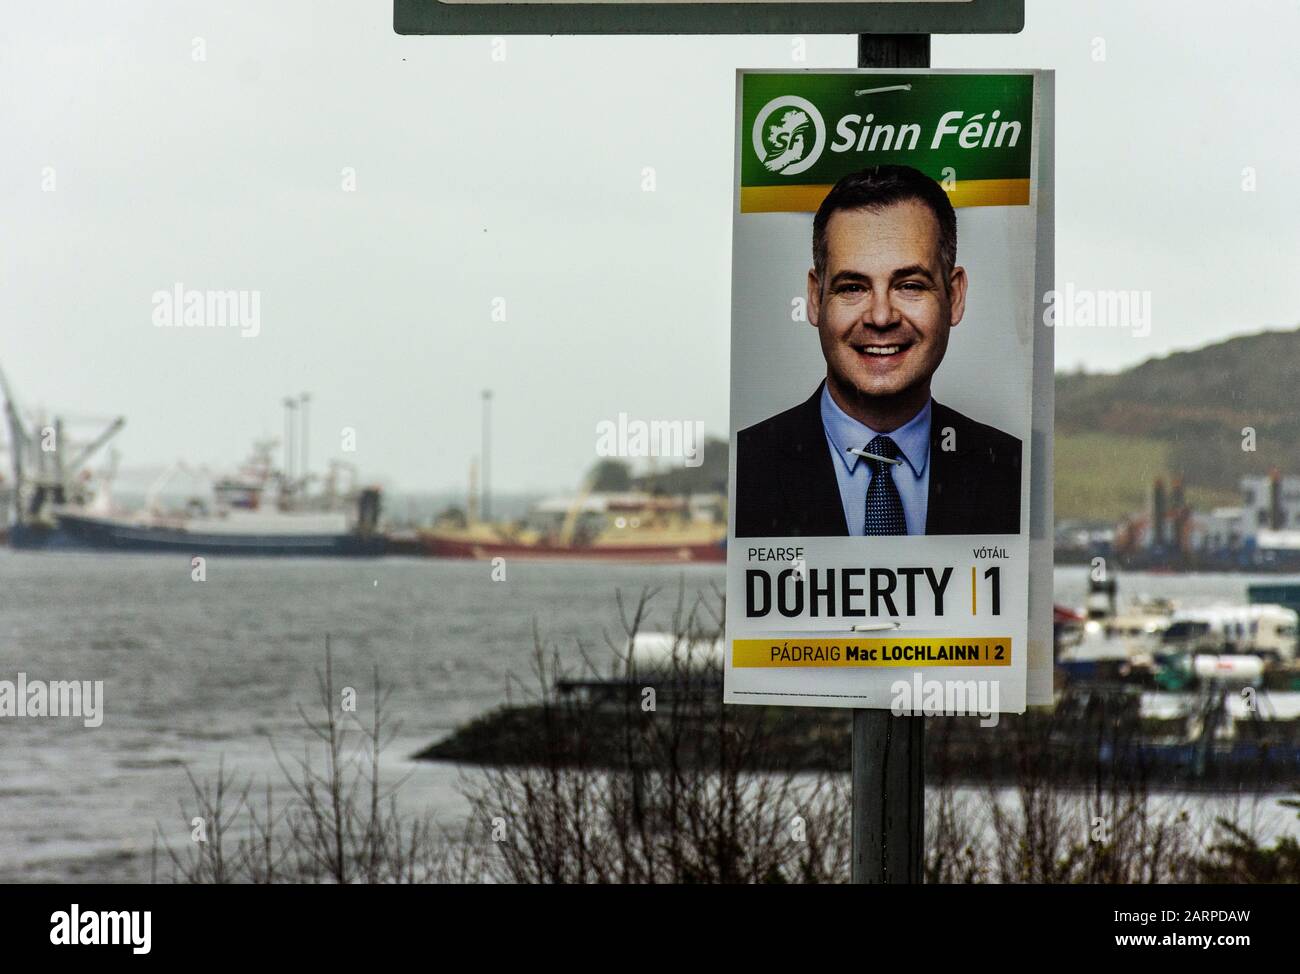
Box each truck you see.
[1160,604,1299,662]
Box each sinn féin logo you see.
[752,95,826,176]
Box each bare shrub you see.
[158,595,1292,885]
[462,585,851,883]
[155,638,481,884]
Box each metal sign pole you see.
[849,35,930,887]
[395,2,1024,883]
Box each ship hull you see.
[10,515,385,557]
[424,535,725,564]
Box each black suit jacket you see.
[735,383,1022,537]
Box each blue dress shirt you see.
[820,384,931,536]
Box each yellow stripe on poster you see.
[740,184,839,213]
[740,178,1030,213]
[733,637,1012,668]
[947,178,1031,208]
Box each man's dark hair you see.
[812,164,957,292]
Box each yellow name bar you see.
[732,637,1011,668]
[740,178,1030,213]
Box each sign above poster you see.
[394,0,1024,35]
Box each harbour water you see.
[0,554,1295,882]
[0,550,721,881]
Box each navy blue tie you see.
[863,435,906,536]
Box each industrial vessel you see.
[422,490,726,563]
[2,369,383,556]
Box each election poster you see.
[725,69,1054,714]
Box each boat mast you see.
[481,389,492,522]
[282,396,297,502]
[467,458,479,525]
[299,392,311,493]
[0,362,125,524]
[0,361,28,493]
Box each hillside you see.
[579,327,1300,524]
[1054,326,1300,522]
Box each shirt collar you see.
[820,383,931,479]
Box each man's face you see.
[808,200,966,410]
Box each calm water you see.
[0,550,720,881]
[0,555,1295,882]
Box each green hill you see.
[579,327,1300,524]
[1054,326,1300,522]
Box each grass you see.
[1053,431,1237,523]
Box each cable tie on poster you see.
[852,84,912,97]
[848,447,903,466]
[763,622,903,635]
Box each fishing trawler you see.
[422,490,726,563]
[36,441,386,557]
[3,369,384,556]
[421,389,727,564]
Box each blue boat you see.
[11,495,385,557]
[3,369,386,557]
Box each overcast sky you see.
[3,0,1297,493]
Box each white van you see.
[1161,605,1298,662]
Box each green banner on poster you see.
[740,72,1034,211]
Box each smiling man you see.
[735,165,1022,538]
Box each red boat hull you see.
[424,536,725,564]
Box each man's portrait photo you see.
[735,164,1023,538]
